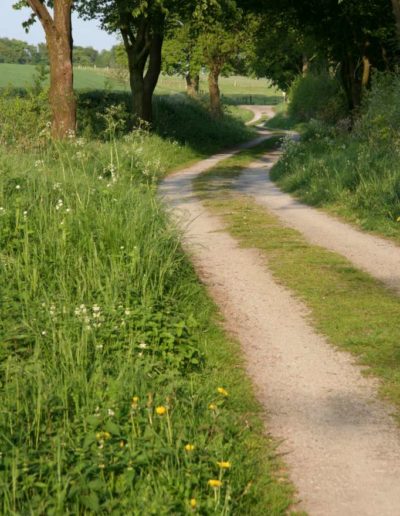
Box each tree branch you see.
[26,0,54,30]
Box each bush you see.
[288,71,347,124]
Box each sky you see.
[0,0,119,50]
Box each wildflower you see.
[34,160,44,168]
[131,396,139,409]
[217,387,229,397]
[96,344,104,350]
[99,463,105,469]
[139,342,147,349]
[397,216,400,222]
[119,440,126,448]
[208,403,217,411]
[96,431,111,441]
[208,479,222,488]
[124,308,131,316]
[108,408,115,417]
[155,406,167,416]
[190,498,197,509]
[217,461,231,469]
[15,185,21,190]
[185,444,195,452]
[41,331,47,336]
[55,199,63,211]
[0,207,5,215]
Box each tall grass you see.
[0,97,294,512]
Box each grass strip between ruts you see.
[194,141,400,418]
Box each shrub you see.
[288,71,347,124]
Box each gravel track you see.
[159,111,400,515]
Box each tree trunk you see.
[391,0,400,46]
[340,54,362,112]
[123,23,163,125]
[208,67,222,117]
[362,55,371,89]
[27,0,76,139]
[186,73,200,97]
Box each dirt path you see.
[236,151,400,295]
[242,104,276,126]
[160,135,400,515]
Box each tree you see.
[163,24,202,97]
[14,0,76,138]
[198,11,253,116]
[255,0,397,111]
[80,0,198,124]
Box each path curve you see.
[239,106,400,294]
[242,104,276,126]
[160,136,400,515]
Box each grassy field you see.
[194,140,400,417]
[0,63,281,103]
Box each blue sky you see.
[1,0,119,50]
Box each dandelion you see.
[217,387,229,397]
[208,403,217,411]
[119,440,126,448]
[155,406,167,416]
[96,431,111,441]
[189,498,197,509]
[217,461,231,469]
[185,444,195,452]
[208,479,222,488]
[131,396,139,409]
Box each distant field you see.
[0,63,281,103]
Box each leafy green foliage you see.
[288,72,347,124]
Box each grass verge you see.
[0,127,296,513]
[194,142,400,417]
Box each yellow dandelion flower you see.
[119,440,126,448]
[217,461,231,469]
[217,387,229,397]
[190,498,197,509]
[96,431,111,441]
[208,403,217,411]
[155,406,167,416]
[208,479,222,488]
[185,444,195,452]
